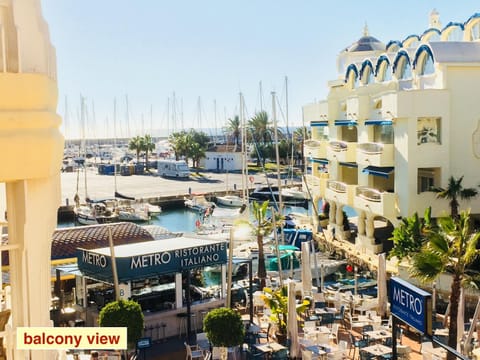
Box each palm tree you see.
[226,115,241,146]
[431,175,478,219]
[128,135,145,164]
[142,134,155,172]
[409,211,480,359]
[251,200,277,289]
[169,131,188,161]
[293,126,310,167]
[249,111,273,145]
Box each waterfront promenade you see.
[60,169,271,207]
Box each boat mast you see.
[272,91,284,215]
[113,98,118,194]
[80,95,88,201]
[240,92,246,203]
[286,76,295,185]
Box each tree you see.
[98,299,144,350]
[293,126,310,166]
[128,135,145,164]
[142,134,155,172]
[248,111,273,145]
[226,115,241,146]
[409,211,480,359]
[169,131,189,161]
[251,200,278,289]
[388,207,432,261]
[187,129,210,168]
[203,307,244,355]
[431,175,478,219]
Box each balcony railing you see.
[327,180,347,193]
[357,142,384,155]
[328,141,348,152]
[356,186,382,202]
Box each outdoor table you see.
[254,342,287,354]
[362,344,392,357]
[304,326,331,334]
[364,329,392,343]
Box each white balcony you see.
[356,143,394,166]
[354,186,398,220]
[304,140,327,159]
[324,180,355,206]
[327,141,357,163]
[303,174,328,198]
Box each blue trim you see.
[393,50,411,74]
[335,120,357,126]
[362,166,394,178]
[402,34,420,45]
[344,64,358,83]
[339,162,358,168]
[365,120,393,126]
[465,13,480,26]
[441,22,464,33]
[386,40,402,51]
[311,121,328,127]
[421,28,441,37]
[311,158,328,164]
[375,55,390,76]
[359,60,374,80]
[413,44,434,69]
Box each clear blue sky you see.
[40,1,479,140]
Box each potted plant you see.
[203,307,245,360]
[262,286,310,345]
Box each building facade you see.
[303,11,480,256]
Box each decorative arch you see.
[402,34,420,48]
[441,22,464,41]
[359,60,375,85]
[393,50,412,80]
[413,45,435,75]
[421,28,441,43]
[344,64,359,89]
[375,55,392,82]
[386,40,402,53]
[464,13,480,41]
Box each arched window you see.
[393,51,412,80]
[413,45,435,76]
[421,29,441,42]
[471,22,480,40]
[375,56,392,82]
[360,60,374,85]
[386,40,402,53]
[402,35,420,49]
[465,14,480,41]
[345,64,358,90]
[441,22,464,41]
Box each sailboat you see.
[216,171,244,207]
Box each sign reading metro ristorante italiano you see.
[76,237,227,283]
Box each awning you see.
[310,158,328,164]
[365,120,393,126]
[339,162,358,168]
[311,121,328,127]
[362,166,394,178]
[335,120,357,126]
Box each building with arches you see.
[303,10,480,256]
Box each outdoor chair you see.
[185,342,207,360]
[349,332,368,360]
[315,301,327,309]
[329,323,339,343]
[359,349,375,360]
[361,325,374,344]
[302,349,320,360]
[271,348,288,360]
[320,312,335,327]
[334,305,346,328]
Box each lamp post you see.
[226,228,235,308]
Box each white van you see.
[157,159,190,178]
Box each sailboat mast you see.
[272,91,284,214]
[113,98,118,194]
[80,96,88,201]
[240,92,246,203]
[286,76,294,184]
[213,99,217,146]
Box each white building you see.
[303,11,480,256]
[202,144,243,172]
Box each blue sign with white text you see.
[390,277,432,335]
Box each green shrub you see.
[98,299,144,348]
[203,307,244,347]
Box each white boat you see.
[143,203,162,216]
[74,203,118,226]
[116,205,150,222]
[184,195,215,212]
[215,195,244,208]
[281,186,308,200]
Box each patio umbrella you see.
[457,287,465,352]
[377,253,388,317]
[288,281,300,359]
[301,242,312,295]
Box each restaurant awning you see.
[310,158,329,164]
[362,166,394,178]
[339,162,358,168]
[365,120,393,126]
[77,236,228,283]
[311,121,328,127]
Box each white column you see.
[358,211,366,236]
[175,273,183,309]
[6,174,60,360]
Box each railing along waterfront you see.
[356,186,382,202]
